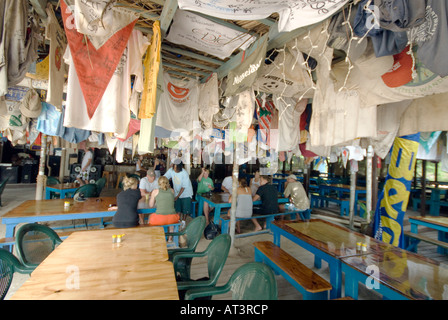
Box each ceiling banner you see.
[224,36,267,97]
[61,0,137,119]
[166,10,255,60]
[177,0,348,33]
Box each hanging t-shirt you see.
[198,73,219,130]
[274,96,307,152]
[63,29,146,139]
[36,102,63,136]
[45,5,67,109]
[155,72,199,134]
[409,0,448,77]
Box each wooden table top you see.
[46,183,79,190]
[273,219,392,258]
[2,197,151,218]
[409,216,448,228]
[11,227,178,300]
[341,248,448,300]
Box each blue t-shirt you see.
[164,168,193,199]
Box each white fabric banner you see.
[166,10,255,60]
[178,0,348,33]
[254,49,314,98]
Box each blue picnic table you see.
[197,192,289,225]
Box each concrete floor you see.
[1,182,447,300]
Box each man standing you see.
[76,143,94,185]
[164,162,193,228]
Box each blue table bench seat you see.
[254,241,331,300]
[220,209,310,238]
[310,194,349,217]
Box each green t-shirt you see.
[197,177,214,194]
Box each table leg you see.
[213,206,222,225]
[329,261,342,299]
[45,188,51,200]
[438,231,448,255]
[343,271,359,300]
[198,198,204,221]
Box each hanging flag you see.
[60,0,137,119]
[225,36,267,97]
[373,133,420,248]
[138,20,161,119]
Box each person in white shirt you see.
[221,176,233,194]
[139,168,159,198]
[76,144,94,185]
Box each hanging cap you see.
[19,88,42,118]
[381,45,414,88]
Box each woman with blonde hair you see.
[110,176,142,228]
[148,176,180,236]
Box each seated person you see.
[252,175,279,222]
[250,170,261,196]
[109,176,142,227]
[221,175,233,194]
[140,168,159,198]
[196,167,214,225]
[148,176,180,241]
[282,174,310,220]
[228,178,261,233]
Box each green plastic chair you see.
[0,249,33,300]
[0,177,9,206]
[173,234,231,300]
[185,262,278,300]
[166,216,206,278]
[46,176,61,199]
[46,176,60,185]
[95,177,107,195]
[73,183,99,200]
[15,223,63,270]
[73,184,99,228]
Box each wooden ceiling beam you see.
[163,56,217,72]
[161,44,224,66]
[159,0,178,38]
[163,62,209,77]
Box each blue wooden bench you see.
[412,197,448,215]
[310,194,349,216]
[254,241,331,300]
[220,209,311,238]
[404,231,448,253]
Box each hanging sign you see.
[166,10,255,60]
[225,37,267,96]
